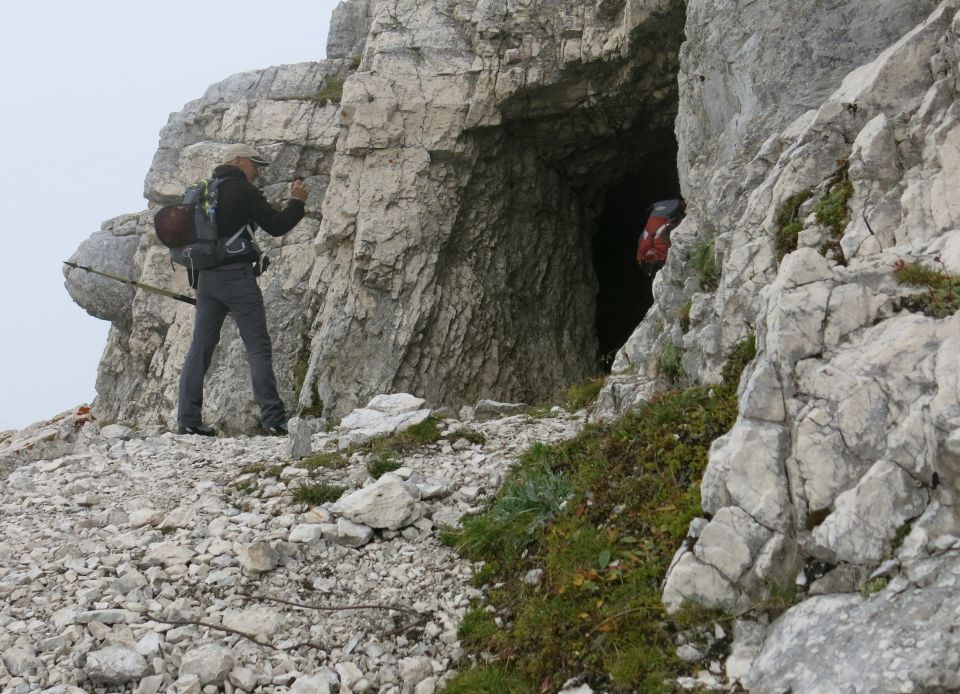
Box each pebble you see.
[0,405,583,692]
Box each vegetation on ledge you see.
[444,337,756,692]
[894,257,960,318]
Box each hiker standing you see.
[177,144,309,436]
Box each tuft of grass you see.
[455,464,573,559]
[313,78,345,106]
[815,164,853,266]
[458,607,500,647]
[298,452,349,471]
[894,258,960,318]
[891,518,914,550]
[860,577,889,595]
[239,463,284,478]
[290,481,344,506]
[447,428,487,446]
[565,377,607,411]
[356,416,444,457]
[659,342,686,382]
[678,300,692,334]
[445,343,748,689]
[443,666,534,693]
[720,334,757,391]
[367,453,401,479]
[775,189,813,262]
[690,235,718,291]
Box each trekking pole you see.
[63,261,197,306]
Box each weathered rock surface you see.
[53,0,960,689]
[66,0,687,431]
[647,1,960,691]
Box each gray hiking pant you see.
[177,263,285,428]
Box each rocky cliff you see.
[64,0,960,689]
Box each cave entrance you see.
[593,147,681,370]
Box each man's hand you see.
[291,178,309,202]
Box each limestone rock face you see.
[66,0,687,431]
[65,59,350,433]
[647,1,960,689]
[58,0,960,688]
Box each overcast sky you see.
[0,1,340,431]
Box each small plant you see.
[290,481,344,506]
[238,463,284,478]
[356,416,444,457]
[443,666,533,693]
[690,235,718,291]
[454,465,573,559]
[313,78,345,106]
[447,428,487,446]
[298,452,349,471]
[860,577,889,595]
[565,377,607,411]
[719,334,757,392]
[678,300,692,334]
[367,453,401,479]
[458,606,499,646]
[775,189,813,262]
[891,519,914,550]
[815,163,853,266]
[894,258,960,318]
[659,342,686,381]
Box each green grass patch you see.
[313,78,345,106]
[456,463,573,559]
[775,189,813,262]
[445,340,749,690]
[860,577,889,595]
[444,666,535,693]
[290,481,345,506]
[815,166,853,266]
[565,377,607,411]
[239,463,284,478]
[690,235,718,291]
[447,428,487,446]
[367,453,401,479]
[894,259,960,318]
[678,300,692,334]
[659,342,686,382]
[298,452,349,472]
[355,415,444,457]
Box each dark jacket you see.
[212,165,306,265]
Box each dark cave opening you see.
[593,147,681,371]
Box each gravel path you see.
[0,410,584,693]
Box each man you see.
[177,143,309,436]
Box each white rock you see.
[238,540,279,574]
[222,607,283,640]
[86,645,149,684]
[331,473,420,529]
[142,542,195,568]
[399,655,433,684]
[178,644,235,685]
[335,661,364,688]
[289,523,327,543]
[291,673,332,694]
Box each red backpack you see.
[637,199,685,267]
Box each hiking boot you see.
[262,422,289,436]
[178,424,217,436]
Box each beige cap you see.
[221,143,270,167]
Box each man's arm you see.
[241,179,309,237]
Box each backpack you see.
[637,199,685,268]
[153,177,251,274]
